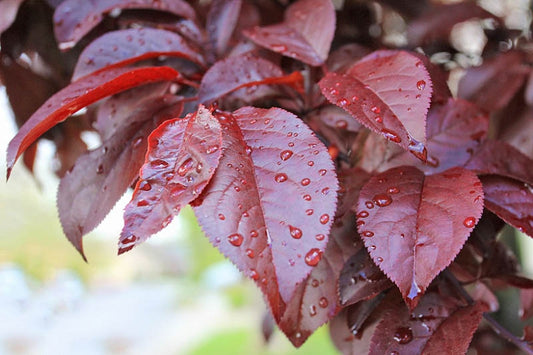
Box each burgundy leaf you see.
[119,105,222,253]
[481,175,533,238]
[206,0,242,58]
[278,214,360,346]
[369,292,485,355]
[243,0,335,66]
[465,140,533,185]
[520,289,533,320]
[376,98,490,173]
[412,53,452,105]
[198,52,300,105]
[458,51,528,112]
[319,50,432,161]
[357,166,484,308]
[326,43,371,73]
[193,107,338,317]
[407,2,498,46]
[57,83,182,258]
[53,0,196,50]
[525,70,533,106]
[500,107,533,159]
[6,66,179,179]
[329,306,379,355]
[0,0,25,35]
[73,28,204,81]
[337,167,370,217]
[338,248,393,307]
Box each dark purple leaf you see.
[244,0,335,66]
[119,105,222,253]
[193,107,338,326]
[520,289,533,320]
[337,167,370,217]
[73,28,204,80]
[357,166,484,308]
[0,0,25,35]
[6,66,180,179]
[53,0,196,50]
[319,50,432,161]
[458,51,528,111]
[206,0,242,58]
[481,175,533,238]
[500,107,533,159]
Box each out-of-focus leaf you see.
[0,0,25,35]
[206,0,242,58]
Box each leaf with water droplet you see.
[58,83,183,259]
[54,0,196,50]
[243,0,335,66]
[319,50,432,162]
[6,66,180,179]
[119,105,222,254]
[357,166,484,308]
[73,28,204,81]
[192,107,338,347]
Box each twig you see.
[443,270,533,354]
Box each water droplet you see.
[301,178,311,186]
[463,217,476,228]
[137,199,149,207]
[408,139,427,161]
[358,211,369,218]
[311,279,320,287]
[122,235,137,244]
[361,231,374,238]
[370,245,376,250]
[365,201,374,209]
[280,150,293,161]
[416,80,426,90]
[275,173,288,183]
[376,256,383,262]
[272,44,287,52]
[250,269,259,280]
[373,193,392,207]
[371,106,381,114]
[218,213,225,220]
[139,180,151,191]
[309,305,317,316]
[315,234,325,241]
[330,88,339,96]
[318,297,329,308]
[381,129,401,143]
[250,230,258,238]
[337,98,348,106]
[303,194,312,201]
[228,233,244,246]
[162,215,172,228]
[289,258,296,266]
[305,248,322,266]
[318,169,327,176]
[151,159,169,169]
[178,158,194,176]
[96,164,104,174]
[170,183,186,197]
[308,161,314,166]
[336,120,348,129]
[388,187,399,194]
[306,209,314,216]
[394,326,413,344]
[206,145,219,154]
[289,225,303,239]
[375,116,383,123]
[320,214,330,224]
[246,249,254,258]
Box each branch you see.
[443,270,533,355]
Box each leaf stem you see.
[443,270,533,354]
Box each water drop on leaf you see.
[228,233,244,246]
[305,248,323,266]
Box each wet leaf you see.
[119,105,222,253]
[357,166,484,308]
[73,28,204,80]
[319,50,432,161]
[53,0,196,50]
[244,0,335,66]
[6,66,180,179]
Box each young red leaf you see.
[193,107,338,309]
[57,83,182,258]
[458,50,528,112]
[119,105,222,253]
[6,66,179,179]
[357,166,484,308]
[278,214,360,346]
[465,140,533,185]
[0,0,25,35]
[198,52,286,104]
[206,0,242,58]
[319,50,432,161]
[338,248,393,307]
[53,0,196,50]
[243,0,335,66]
[73,28,204,81]
[480,175,533,238]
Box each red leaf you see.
[465,140,533,185]
[0,0,25,35]
[73,28,204,81]
[319,50,432,161]
[57,83,182,258]
[458,51,528,112]
[6,66,179,179]
[337,167,370,217]
[198,52,286,104]
[53,0,196,50]
[243,0,335,66]
[193,107,338,315]
[357,166,484,308]
[500,107,533,159]
[520,289,533,320]
[481,175,533,238]
[369,292,486,355]
[338,248,393,307]
[278,214,360,346]
[119,105,222,253]
[206,0,242,58]
[375,98,489,173]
